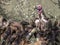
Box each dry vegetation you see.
[0,0,60,21]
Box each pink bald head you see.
[36,5,42,10]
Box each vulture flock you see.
[0,16,60,45]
